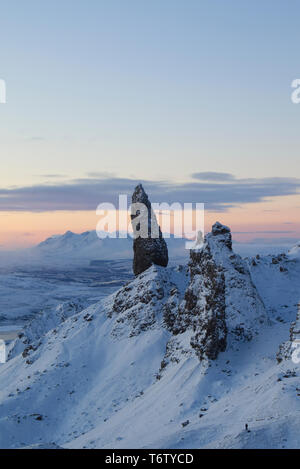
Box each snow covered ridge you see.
[277,304,300,364]
[247,247,300,364]
[288,241,300,260]
[8,300,88,361]
[0,222,299,448]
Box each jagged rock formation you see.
[210,221,233,249]
[106,221,267,363]
[173,240,227,360]
[277,303,300,363]
[171,222,267,361]
[106,264,189,338]
[131,184,168,276]
[206,222,267,343]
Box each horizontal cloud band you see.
[0,173,299,212]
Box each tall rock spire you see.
[131,184,168,276]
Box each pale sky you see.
[0,0,299,248]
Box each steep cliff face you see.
[131,184,168,276]
[207,223,267,342]
[173,243,227,361]
[277,304,300,363]
[171,222,267,361]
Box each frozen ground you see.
[0,260,132,326]
[0,252,298,448]
[0,231,298,449]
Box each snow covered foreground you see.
[0,231,299,449]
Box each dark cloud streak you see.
[0,174,299,213]
[192,172,236,181]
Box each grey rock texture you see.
[211,221,232,249]
[131,184,168,276]
[174,234,227,361]
[172,222,267,361]
[277,304,300,363]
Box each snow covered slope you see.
[248,251,300,324]
[0,225,299,449]
[248,248,300,366]
[288,241,300,261]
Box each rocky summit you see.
[131,184,168,276]
[166,222,267,361]
[277,304,300,363]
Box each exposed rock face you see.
[206,222,267,343]
[131,184,168,276]
[173,229,227,361]
[172,222,267,361]
[105,220,267,364]
[211,221,232,249]
[277,304,300,363]
[106,264,189,338]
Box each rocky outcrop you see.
[207,222,267,343]
[277,304,300,363]
[172,222,267,361]
[170,225,228,361]
[177,242,227,360]
[131,184,168,276]
[210,221,232,249]
[106,264,189,338]
[105,220,267,364]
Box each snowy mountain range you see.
[32,230,300,264]
[22,230,188,266]
[0,229,296,269]
[0,222,299,448]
